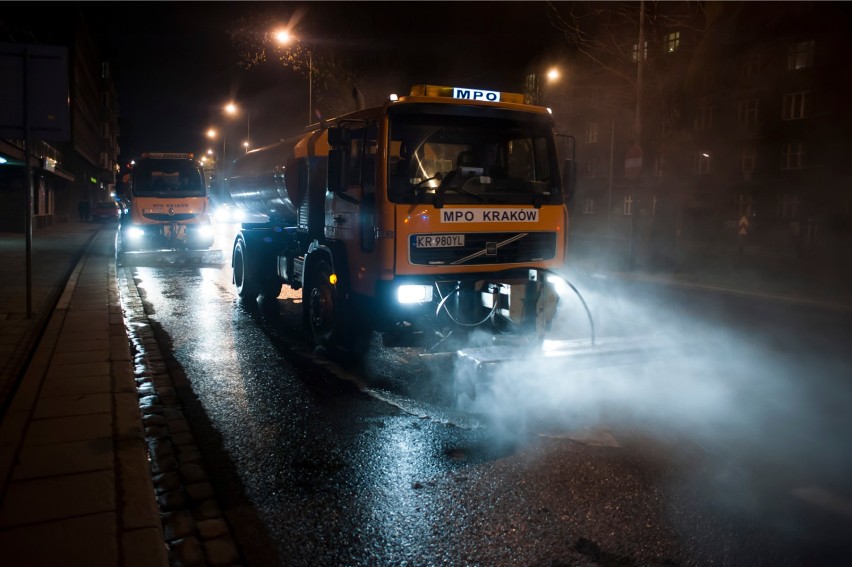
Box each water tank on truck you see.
[224,139,302,224]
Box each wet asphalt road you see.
[118,230,852,566]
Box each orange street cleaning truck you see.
[225,85,682,405]
[116,152,223,266]
[225,84,580,360]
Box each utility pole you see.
[636,0,645,141]
[629,0,645,272]
[608,118,614,231]
[308,50,313,124]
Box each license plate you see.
[415,234,465,248]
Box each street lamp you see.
[224,102,250,157]
[526,65,562,106]
[547,67,560,83]
[207,128,225,166]
[273,29,313,125]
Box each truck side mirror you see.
[327,148,345,193]
[562,158,577,201]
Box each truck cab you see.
[117,152,215,257]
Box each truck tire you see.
[260,277,282,299]
[233,237,259,299]
[307,260,373,355]
[308,260,339,347]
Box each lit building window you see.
[737,194,752,218]
[787,40,815,70]
[632,41,648,62]
[694,106,714,131]
[665,31,680,53]
[738,99,759,127]
[741,147,756,172]
[782,91,808,120]
[782,143,805,170]
[695,152,711,175]
[654,156,665,178]
[584,156,596,178]
[584,122,599,144]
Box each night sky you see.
[82,1,562,166]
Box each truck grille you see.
[409,232,557,266]
[143,213,198,222]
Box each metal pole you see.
[247,111,250,151]
[23,47,33,318]
[308,50,313,124]
[608,118,614,231]
[636,0,645,140]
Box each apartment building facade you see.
[537,1,851,266]
[0,4,120,231]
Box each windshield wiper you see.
[432,172,486,207]
[411,173,442,205]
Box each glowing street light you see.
[273,28,313,125]
[224,102,251,157]
[274,29,291,44]
[206,127,223,163]
[547,67,560,83]
[525,65,563,106]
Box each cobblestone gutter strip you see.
[119,268,244,567]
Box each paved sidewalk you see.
[0,222,167,566]
[0,222,96,410]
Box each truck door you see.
[327,122,378,295]
[327,123,378,250]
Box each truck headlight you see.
[126,226,144,239]
[214,206,245,223]
[546,273,571,299]
[397,284,433,304]
[196,223,215,238]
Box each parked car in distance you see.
[91,201,121,222]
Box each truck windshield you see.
[387,106,562,206]
[131,159,206,197]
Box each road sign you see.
[738,215,749,236]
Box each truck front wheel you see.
[307,259,372,355]
[308,260,338,347]
[233,238,259,299]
